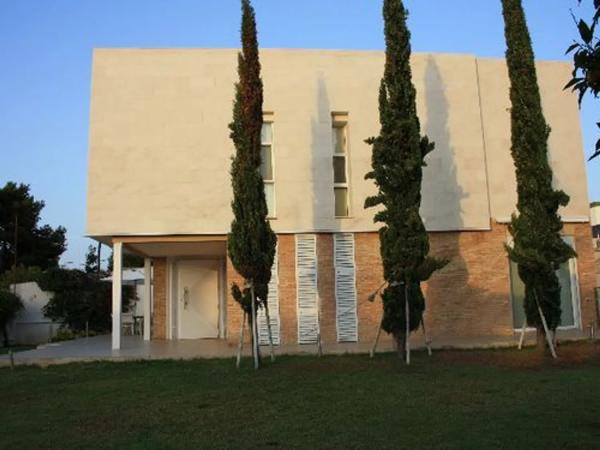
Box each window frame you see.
[261,116,276,219]
[331,113,351,218]
[507,235,581,331]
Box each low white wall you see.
[591,205,600,227]
[7,282,61,345]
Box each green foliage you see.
[365,0,447,340]
[0,266,44,290]
[107,249,144,271]
[502,0,576,331]
[0,289,23,346]
[0,182,66,274]
[42,268,135,333]
[50,327,77,342]
[566,1,600,159]
[85,244,100,274]
[228,0,276,313]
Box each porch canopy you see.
[110,236,227,350]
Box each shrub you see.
[0,289,24,346]
[41,268,135,334]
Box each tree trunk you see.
[535,327,546,354]
[2,325,9,348]
[394,331,406,361]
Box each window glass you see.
[557,263,575,327]
[264,183,275,217]
[333,156,346,184]
[334,187,348,217]
[261,123,272,144]
[332,126,346,154]
[509,259,576,328]
[261,145,273,181]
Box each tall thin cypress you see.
[365,0,446,360]
[501,0,575,347]
[228,0,276,369]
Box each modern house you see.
[87,49,597,351]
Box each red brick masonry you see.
[153,222,598,347]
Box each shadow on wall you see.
[311,75,342,344]
[422,56,510,339]
[311,74,341,234]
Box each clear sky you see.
[0,0,598,268]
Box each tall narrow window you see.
[509,236,579,329]
[261,116,275,217]
[332,113,350,217]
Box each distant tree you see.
[0,182,66,274]
[565,0,600,159]
[85,245,100,274]
[107,250,144,272]
[42,268,134,333]
[365,0,447,361]
[501,0,576,350]
[0,289,23,346]
[228,0,277,369]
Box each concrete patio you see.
[0,334,396,367]
[1,328,593,367]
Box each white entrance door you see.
[177,260,220,339]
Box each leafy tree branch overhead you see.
[0,182,66,275]
[566,0,600,159]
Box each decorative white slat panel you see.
[258,243,280,345]
[296,234,319,344]
[334,233,358,342]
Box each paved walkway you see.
[0,329,591,367]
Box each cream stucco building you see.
[87,49,597,351]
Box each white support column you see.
[112,242,123,350]
[143,258,151,341]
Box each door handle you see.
[182,287,190,310]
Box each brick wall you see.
[221,223,598,347]
[152,257,167,339]
[565,223,598,332]
[317,234,336,343]
[226,234,298,345]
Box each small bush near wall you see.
[41,268,135,334]
[0,289,24,346]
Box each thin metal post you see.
[405,283,410,365]
[264,301,275,362]
[236,311,246,369]
[370,320,383,358]
[518,318,527,350]
[250,283,260,369]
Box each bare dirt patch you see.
[435,340,600,369]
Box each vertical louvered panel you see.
[335,233,358,342]
[296,234,319,344]
[258,243,280,345]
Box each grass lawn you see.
[1,343,600,449]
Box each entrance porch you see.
[110,236,229,350]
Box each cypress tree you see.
[228,0,276,369]
[365,0,446,360]
[501,0,576,346]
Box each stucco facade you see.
[87,49,597,350]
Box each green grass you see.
[1,347,600,449]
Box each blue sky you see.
[0,0,598,268]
